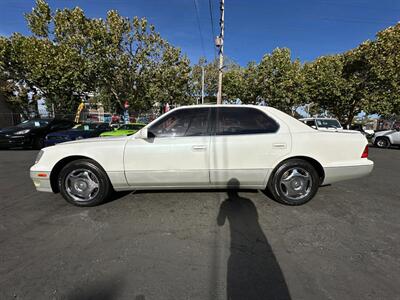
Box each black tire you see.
[33,136,44,150]
[374,137,390,149]
[58,159,112,207]
[267,159,320,206]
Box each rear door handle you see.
[272,143,287,149]
[192,145,207,151]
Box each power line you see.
[193,0,206,58]
[208,0,218,60]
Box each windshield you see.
[17,120,49,128]
[72,124,98,131]
[119,124,144,130]
[316,119,341,129]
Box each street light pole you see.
[216,0,224,105]
[201,65,205,104]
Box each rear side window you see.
[149,108,210,138]
[306,120,316,127]
[216,107,279,135]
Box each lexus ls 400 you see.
[30,105,373,206]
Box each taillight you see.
[361,145,368,158]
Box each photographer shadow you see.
[217,179,291,300]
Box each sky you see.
[0,0,399,65]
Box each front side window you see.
[216,107,279,135]
[149,108,210,138]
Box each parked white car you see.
[299,117,343,130]
[31,105,373,206]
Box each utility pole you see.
[201,65,205,104]
[216,0,224,105]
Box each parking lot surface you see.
[0,148,399,300]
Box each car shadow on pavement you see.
[217,178,291,300]
[66,274,125,300]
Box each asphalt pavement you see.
[0,147,399,300]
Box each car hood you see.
[0,126,39,134]
[374,130,396,137]
[56,135,129,146]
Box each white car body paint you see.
[30,105,373,193]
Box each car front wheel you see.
[33,136,44,150]
[375,137,390,148]
[58,159,112,206]
[267,159,320,206]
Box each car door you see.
[124,107,211,188]
[209,107,291,188]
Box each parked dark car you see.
[45,123,111,146]
[0,119,74,149]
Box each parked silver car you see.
[372,128,400,148]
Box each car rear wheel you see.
[375,137,390,148]
[58,159,112,206]
[267,159,320,206]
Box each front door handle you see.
[192,145,207,151]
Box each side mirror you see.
[137,128,148,139]
[311,125,317,129]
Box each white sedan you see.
[30,105,373,206]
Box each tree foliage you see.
[0,0,192,115]
[1,0,399,122]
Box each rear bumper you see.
[322,160,374,185]
[30,170,52,192]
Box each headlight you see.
[14,129,30,135]
[35,150,44,164]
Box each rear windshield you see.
[316,119,341,129]
[17,120,49,128]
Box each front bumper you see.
[30,170,52,192]
[0,135,33,148]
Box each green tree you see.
[360,24,400,116]
[257,48,304,114]
[1,0,193,115]
[223,65,247,102]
